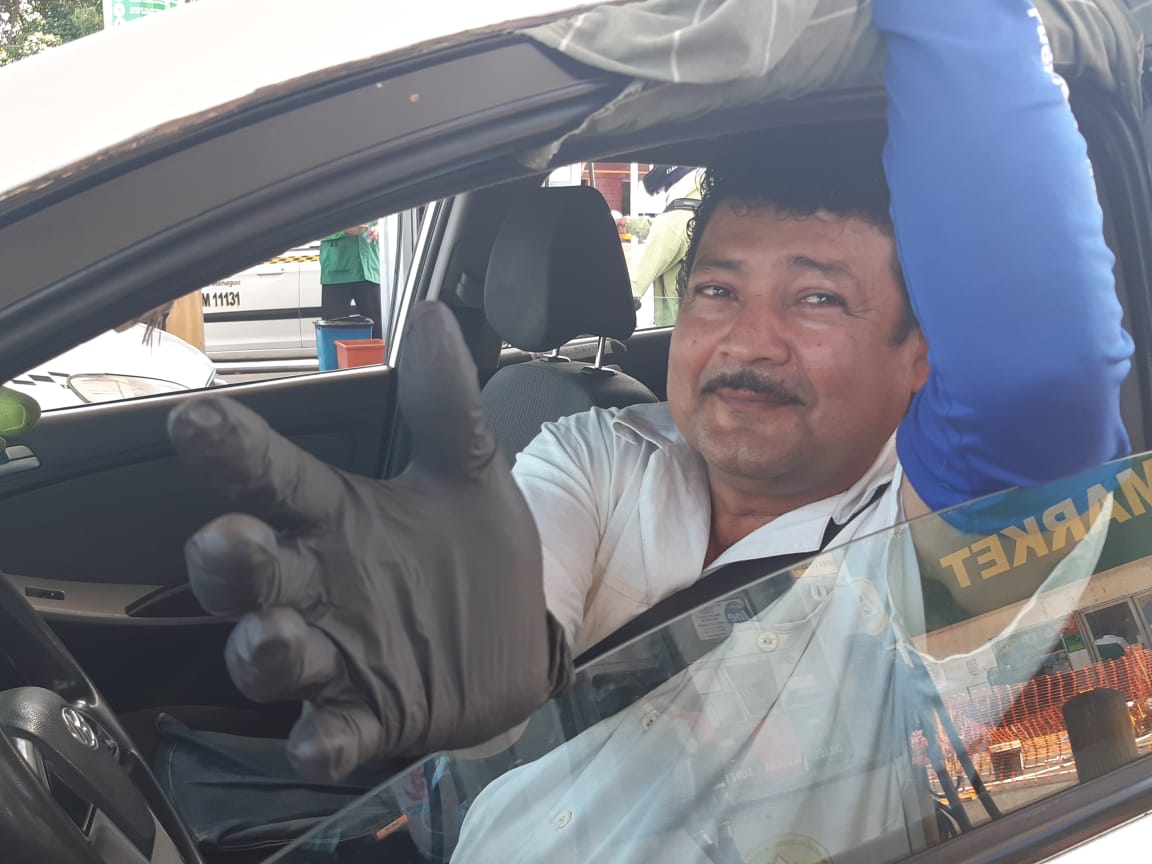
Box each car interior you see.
[479,184,659,458]
[2,24,1152,862]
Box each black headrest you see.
[485,186,637,352]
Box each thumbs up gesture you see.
[168,302,571,781]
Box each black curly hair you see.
[677,129,918,345]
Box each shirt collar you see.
[612,401,682,448]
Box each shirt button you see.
[642,709,660,730]
[757,632,779,652]
[554,810,573,830]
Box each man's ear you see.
[910,328,930,392]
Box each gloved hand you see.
[168,302,572,782]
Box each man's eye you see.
[800,292,845,307]
[693,284,733,299]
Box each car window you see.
[270,451,1152,863]
[545,162,704,331]
[2,207,427,412]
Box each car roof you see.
[0,0,605,205]
[4,0,1145,213]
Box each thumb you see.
[398,301,498,479]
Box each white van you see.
[201,241,323,363]
[202,211,422,366]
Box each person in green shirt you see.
[320,222,382,339]
[629,167,702,328]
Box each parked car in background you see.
[201,241,322,364]
[3,323,217,411]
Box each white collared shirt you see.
[449,404,1116,864]
[450,404,935,863]
[512,402,904,654]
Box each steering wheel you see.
[0,572,202,863]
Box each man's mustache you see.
[700,369,805,405]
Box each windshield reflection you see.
[271,453,1152,864]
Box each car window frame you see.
[901,753,1152,864]
[0,35,627,386]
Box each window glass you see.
[272,451,1152,863]
[545,162,704,330]
[3,208,427,412]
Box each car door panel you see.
[0,367,393,588]
[0,368,395,717]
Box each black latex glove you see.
[168,302,572,782]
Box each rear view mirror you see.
[0,387,41,453]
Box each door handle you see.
[0,445,40,477]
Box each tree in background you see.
[0,0,101,66]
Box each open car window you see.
[268,450,1152,863]
[0,206,427,413]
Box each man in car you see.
[167,0,1132,858]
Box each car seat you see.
[480,185,658,458]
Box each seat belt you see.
[575,482,890,668]
[663,197,700,214]
[567,479,1003,836]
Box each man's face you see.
[668,202,929,501]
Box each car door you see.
[0,368,395,721]
[268,447,1152,864]
[0,197,436,723]
[0,203,442,737]
[0,32,623,740]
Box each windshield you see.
[270,452,1152,863]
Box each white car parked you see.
[3,324,218,411]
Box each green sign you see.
[103,0,184,28]
[1063,632,1087,653]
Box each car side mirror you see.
[0,387,41,454]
